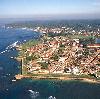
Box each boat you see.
[12,79,16,82]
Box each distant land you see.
[0,13,100,24]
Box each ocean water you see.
[0,27,100,99]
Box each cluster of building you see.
[34,27,64,34]
[33,26,100,37]
[22,36,100,77]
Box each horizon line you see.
[0,13,100,19]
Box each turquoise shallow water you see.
[0,27,100,99]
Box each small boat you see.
[12,79,16,82]
[6,73,10,76]
[11,57,14,59]
[6,89,9,91]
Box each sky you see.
[0,0,100,19]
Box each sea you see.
[0,26,100,99]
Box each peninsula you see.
[15,25,100,83]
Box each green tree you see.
[50,54,59,61]
[39,62,48,69]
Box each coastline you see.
[15,74,100,84]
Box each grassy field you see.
[21,39,42,50]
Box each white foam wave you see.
[28,90,39,99]
[48,96,56,99]
[6,41,19,49]
[0,49,8,54]
[0,41,19,55]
